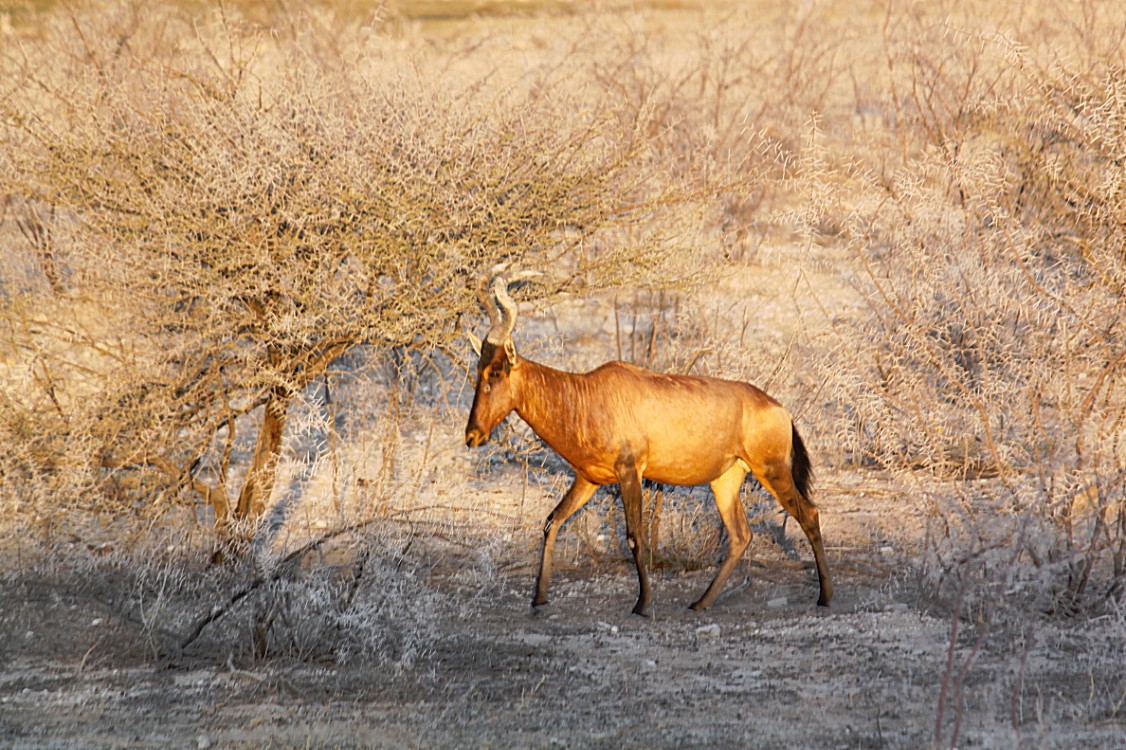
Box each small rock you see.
[767,596,788,609]
[695,623,721,638]
[197,735,212,750]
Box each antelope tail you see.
[790,423,814,504]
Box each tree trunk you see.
[229,341,348,529]
[235,385,291,523]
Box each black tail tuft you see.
[790,423,814,504]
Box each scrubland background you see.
[0,1,1124,748]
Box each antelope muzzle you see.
[465,423,490,448]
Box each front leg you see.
[534,476,598,608]
[616,460,652,617]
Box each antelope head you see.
[465,275,522,448]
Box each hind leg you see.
[616,460,653,617]
[756,460,833,607]
[690,464,752,611]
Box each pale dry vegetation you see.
[1,0,1124,747]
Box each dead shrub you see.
[823,10,1126,615]
[0,1,716,538]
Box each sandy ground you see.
[2,472,1123,750]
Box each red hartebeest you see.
[465,275,832,616]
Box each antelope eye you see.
[487,368,502,381]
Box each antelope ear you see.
[503,338,517,363]
[468,331,483,357]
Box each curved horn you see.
[487,275,517,344]
[476,272,501,332]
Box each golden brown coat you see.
[466,278,832,615]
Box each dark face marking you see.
[465,339,518,447]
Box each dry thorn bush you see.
[0,2,717,539]
[0,1,735,667]
[810,4,1126,617]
